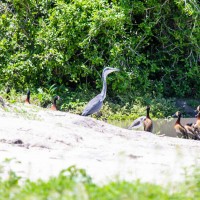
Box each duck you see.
[143,106,153,132]
[128,116,146,129]
[25,90,30,104]
[184,123,198,140]
[193,111,200,135]
[50,96,60,111]
[5,86,10,99]
[195,105,200,112]
[172,111,188,139]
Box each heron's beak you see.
[111,68,120,72]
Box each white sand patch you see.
[0,104,200,187]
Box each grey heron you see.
[82,67,120,116]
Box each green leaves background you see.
[0,0,199,97]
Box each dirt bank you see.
[0,104,200,187]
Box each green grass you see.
[0,166,200,200]
[0,86,177,121]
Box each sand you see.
[0,104,200,187]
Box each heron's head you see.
[102,67,120,77]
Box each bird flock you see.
[129,105,200,140]
[0,67,200,141]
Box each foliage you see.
[0,165,200,199]
[0,0,199,98]
[0,87,177,120]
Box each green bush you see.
[0,0,199,98]
[1,166,200,199]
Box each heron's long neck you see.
[100,74,107,100]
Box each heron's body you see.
[82,94,103,116]
[143,106,153,132]
[82,67,119,116]
[173,111,188,139]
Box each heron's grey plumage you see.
[82,67,120,116]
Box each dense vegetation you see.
[0,0,199,118]
[0,166,200,199]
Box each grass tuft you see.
[0,166,200,199]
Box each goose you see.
[172,111,188,139]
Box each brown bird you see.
[196,105,200,112]
[172,111,188,139]
[193,111,200,135]
[50,96,60,111]
[25,90,30,104]
[0,96,5,107]
[5,86,10,99]
[184,123,198,140]
[143,106,153,132]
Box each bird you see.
[172,111,188,139]
[25,90,31,104]
[0,96,5,107]
[143,106,153,132]
[184,123,199,140]
[128,116,146,129]
[82,67,120,116]
[195,105,200,112]
[5,86,10,99]
[193,111,200,135]
[50,96,60,111]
